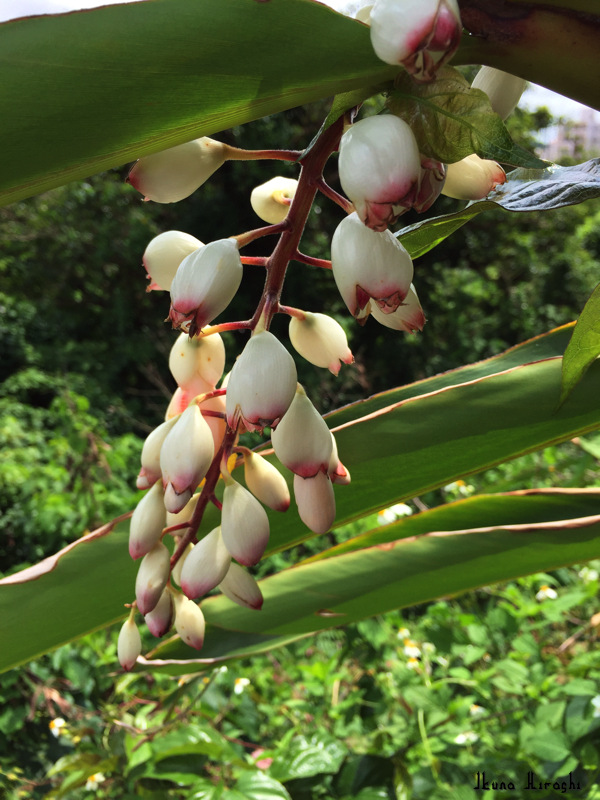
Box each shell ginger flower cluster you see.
[117,1,527,668]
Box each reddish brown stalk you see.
[240,256,268,267]
[293,251,332,270]
[250,116,346,330]
[235,221,288,249]
[169,427,237,568]
[224,145,301,163]
[316,177,354,214]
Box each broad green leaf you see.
[560,282,600,405]
[525,729,571,763]
[387,67,546,168]
[2,328,600,672]
[143,488,600,668]
[399,158,600,259]
[268,733,347,782]
[234,772,292,800]
[0,0,395,206]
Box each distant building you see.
[540,109,600,161]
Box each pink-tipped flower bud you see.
[242,450,290,512]
[173,591,206,650]
[129,482,167,560]
[117,612,142,671]
[137,416,179,491]
[225,331,297,433]
[289,311,353,375]
[170,537,194,587]
[250,176,298,224]
[135,542,171,616]
[331,212,414,321]
[471,67,527,121]
[144,588,174,638]
[370,283,426,333]
[219,562,263,610]
[272,385,333,478]
[127,137,227,203]
[412,157,446,214]
[160,404,215,514]
[221,481,270,566]
[169,238,243,336]
[143,231,204,292]
[169,330,226,392]
[339,115,421,230]
[370,0,461,82]
[328,432,352,486]
[293,472,336,534]
[180,526,232,600]
[442,154,506,200]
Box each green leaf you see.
[269,734,347,783]
[387,67,546,168]
[399,158,600,259]
[0,0,394,206]
[234,772,292,800]
[4,328,600,672]
[560,282,600,405]
[525,729,571,762]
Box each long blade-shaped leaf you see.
[560,282,600,405]
[144,488,600,669]
[0,0,394,205]
[1,328,600,672]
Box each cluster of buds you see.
[116,4,527,667]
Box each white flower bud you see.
[142,231,203,292]
[471,67,527,120]
[135,542,171,615]
[339,115,421,230]
[331,212,413,321]
[160,404,215,514]
[370,0,461,82]
[442,154,506,200]
[370,283,426,333]
[289,312,353,375]
[221,481,270,566]
[129,482,167,560]
[180,526,232,600]
[243,450,290,512]
[144,588,174,638]
[219,563,263,610]
[127,137,227,203]
[169,330,226,391]
[169,238,243,336]
[136,416,179,491]
[250,176,298,224]
[272,385,333,478]
[170,537,194,587]
[225,331,297,433]
[117,612,142,671]
[293,472,336,534]
[173,591,206,650]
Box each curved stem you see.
[224,144,301,163]
[250,115,346,330]
[316,177,354,214]
[293,251,332,270]
[235,221,288,249]
[240,256,268,267]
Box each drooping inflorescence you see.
[116,0,526,669]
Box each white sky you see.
[1,0,598,123]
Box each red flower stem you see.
[278,304,306,320]
[224,145,301,163]
[250,115,345,330]
[240,256,269,267]
[199,320,252,336]
[201,409,226,419]
[316,177,354,213]
[293,251,332,270]
[235,221,288,249]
